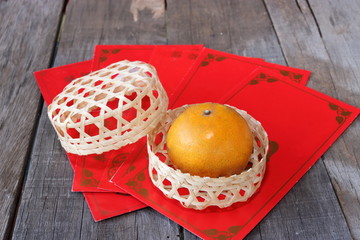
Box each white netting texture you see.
[148,105,268,210]
[48,60,169,155]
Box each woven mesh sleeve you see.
[47,60,169,155]
[148,105,268,210]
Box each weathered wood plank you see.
[166,0,286,64]
[79,207,180,240]
[0,1,64,239]
[12,105,84,240]
[259,159,352,239]
[12,0,180,239]
[166,0,352,239]
[263,0,360,238]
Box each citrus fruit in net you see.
[166,103,253,178]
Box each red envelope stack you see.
[34,45,359,239]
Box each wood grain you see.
[166,0,286,64]
[0,1,64,239]
[12,105,84,240]
[166,0,353,239]
[264,0,360,238]
[6,0,359,239]
[12,0,180,239]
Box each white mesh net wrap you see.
[148,105,268,210]
[48,60,169,155]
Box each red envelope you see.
[148,45,204,98]
[71,142,140,193]
[92,45,155,70]
[68,45,204,193]
[34,60,93,106]
[92,44,204,70]
[171,48,311,108]
[71,45,161,193]
[83,192,146,222]
[112,67,358,239]
[97,138,147,192]
[96,45,204,192]
[88,45,203,192]
[148,46,263,100]
[34,60,147,221]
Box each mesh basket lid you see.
[47,60,169,155]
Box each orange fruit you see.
[166,103,253,178]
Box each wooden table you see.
[1,0,359,239]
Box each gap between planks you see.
[5,2,68,239]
